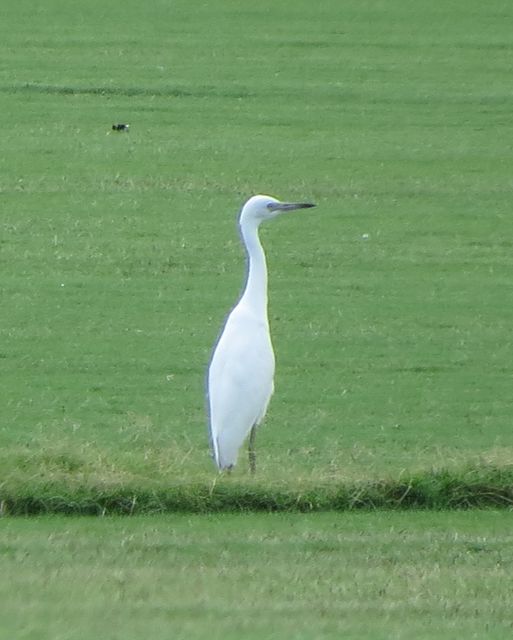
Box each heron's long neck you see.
[240,220,268,319]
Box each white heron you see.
[207,194,316,473]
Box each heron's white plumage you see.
[207,195,315,472]
[208,303,275,469]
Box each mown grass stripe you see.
[0,82,253,99]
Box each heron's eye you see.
[266,202,275,210]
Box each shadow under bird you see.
[207,195,316,473]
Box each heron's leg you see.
[248,425,257,474]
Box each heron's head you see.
[239,194,316,226]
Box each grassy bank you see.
[2,463,512,515]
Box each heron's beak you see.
[269,202,316,212]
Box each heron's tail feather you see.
[211,434,221,469]
[213,433,241,470]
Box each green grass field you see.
[2,0,513,510]
[1,0,513,634]
[2,512,513,639]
